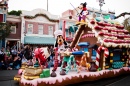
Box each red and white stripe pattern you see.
[81,34,95,38]
[95,46,109,69]
[71,47,78,52]
[53,47,59,71]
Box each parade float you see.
[14,2,130,86]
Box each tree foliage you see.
[123,17,130,32]
[0,23,11,40]
[8,10,22,16]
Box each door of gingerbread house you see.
[108,48,126,69]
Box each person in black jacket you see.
[23,45,32,61]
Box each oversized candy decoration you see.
[95,46,109,69]
[34,47,51,68]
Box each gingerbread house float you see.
[14,13,130,86]
[70,15,130,71]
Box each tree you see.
[0,23,11,40]
[123,17,130,32]
[8,10,22,16]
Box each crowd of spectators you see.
[0,44,54,70]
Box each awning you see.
[68,26,78,32]
[69,26,75,32]
[74,26,78,31]
[24,36,56,45]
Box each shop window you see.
[38,25,43,34]
[96,12,101,17]
[48,26,53,35]
[27,24,33,34]
[11,26,16,34]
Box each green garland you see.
[24,13,59,22]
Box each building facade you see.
[6,15,21,50]
[1,3,116,49]
[59,9,78,43]
[60,6,115,43]
[21,9,59,48]
[0,0,8,48]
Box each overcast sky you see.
[8,0,130,23]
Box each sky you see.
[8,0,130,23]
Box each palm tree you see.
[0,22,11,40]
[123,17,130,33]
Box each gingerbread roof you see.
[70,16,130,48]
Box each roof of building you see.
[70,16,130,48]
[22,8,59,21]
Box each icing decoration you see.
[20,67,130,86]
[81,34,95,38]
[90,20,95,24]
[94,25,103,30]
[97,22,106,26]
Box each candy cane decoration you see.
[65,55,77,74]
[53,47,59,71]
[95,46,109,69]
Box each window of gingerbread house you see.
[91,49,96,61]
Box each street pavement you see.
[0,70,130,86]
[0,70,18,86]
